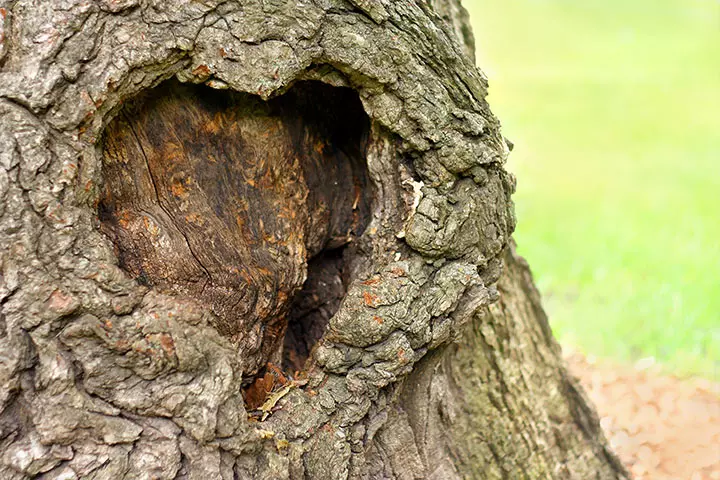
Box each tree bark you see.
[0,0,628,478]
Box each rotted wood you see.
[98,80,372,372]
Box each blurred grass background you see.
[464,0,719,378]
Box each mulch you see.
[565,351,720,479]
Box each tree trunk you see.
[0,0,628,478]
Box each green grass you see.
[464,0,719,378]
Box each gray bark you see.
[0,0,628,478]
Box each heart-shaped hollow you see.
[98,80,372,373]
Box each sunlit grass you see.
[465,0,719,377]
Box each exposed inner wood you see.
[99,80,372,372]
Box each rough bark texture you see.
[0,0,628,478]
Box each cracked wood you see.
[98,80,372,368]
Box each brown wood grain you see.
[99,81,371,367]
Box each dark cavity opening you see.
[98,79,372,378]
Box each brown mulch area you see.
[565,351,720,480]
